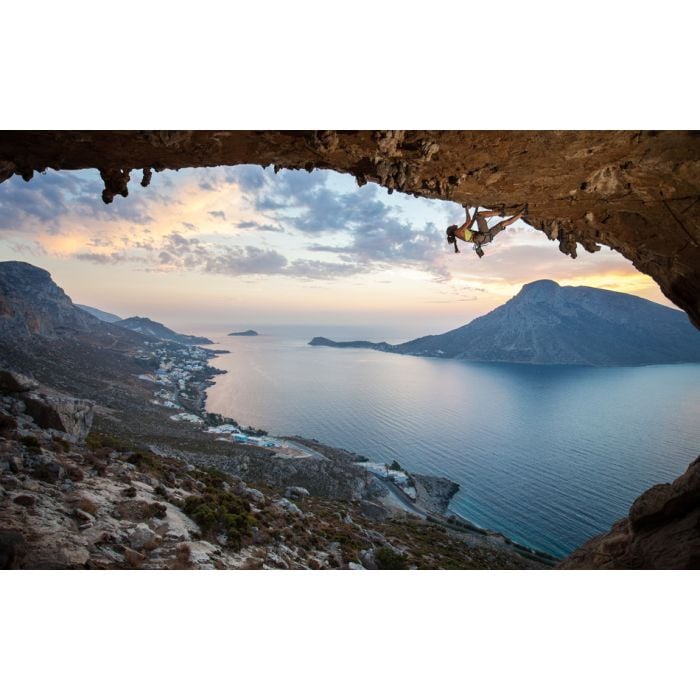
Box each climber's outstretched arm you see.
[456,206,478,237]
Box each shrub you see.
[85,431,130,452]
[374,546,408,570]
[126,451,156,469]
[183,490,255,550]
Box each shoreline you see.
[191,341,559,566]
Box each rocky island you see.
[309,337,391,350]
[228,330,259,337]
[309,281,700,367]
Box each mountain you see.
[228,329,259,337]
[76,304,122,323]
[0,261,156,399]
[0,261,99,339]
[0,261,139,344]
[115,316,213,345]
[309,280,700,366]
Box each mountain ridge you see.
[115,316,213,345]
[76,304,122,324]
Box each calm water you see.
[204,325,700,558]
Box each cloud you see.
[74,251,132,265]
[165,240,363,280]
[237,220,284,232]
[0,164,655,301]
[223,166,451,278]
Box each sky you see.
[0,164,673,337]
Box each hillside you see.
[76,304,122,324]
[1,261,105,339]
[115,316,213,345]
[310,281,700,367]
[0,261,550,569]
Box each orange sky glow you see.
[0,165,672,337]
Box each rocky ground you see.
[0,369,546,570]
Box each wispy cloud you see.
[0,165,664,307]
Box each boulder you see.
[285,486,310,500]
[0,369,38,393]
[22,392,94,440]
[359,548,378,570]
[129,523,159,551]
[360,500,389,522]
[273,498,302,516]
[241,486,265,503]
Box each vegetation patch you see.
[374,546,408,570]
[183,489,256,550]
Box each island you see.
[228,329,259,337]
[308,281,700,367]
[309,336,391,350]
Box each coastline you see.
[189,342,559,567]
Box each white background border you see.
[3,1,699,698]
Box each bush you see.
[126,451,156,469]
[375,546,408,570]
[183,489,255,550]
[85,431,130,453]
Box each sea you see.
[202,324,700,558]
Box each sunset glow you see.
[0,165,671,333]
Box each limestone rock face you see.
[0,261,97,339]
[1,131,699,327]
[560,456,700,569]
[22,392,95,440]
[0,369,95,440]
[0,370,38,393]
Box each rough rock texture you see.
[1,130,699,327]
[1,381,541,569]
[412,474,460,515]
[560,456,700,569]
[0,369,95,440]
[22,393,95,440]
[0,261,97,338]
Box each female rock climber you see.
[446,205,527,257]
